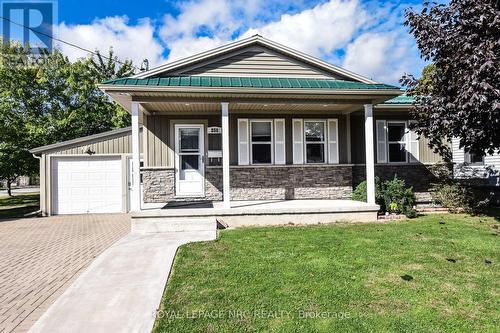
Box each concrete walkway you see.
[29,232,204,333]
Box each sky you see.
[8,0,427,84]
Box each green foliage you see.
[382,176,416,216]
[0,42,135,189]
[351,176,383,205]
[155,213,500,332]
[353,176,416,217]
[433,182,490,214]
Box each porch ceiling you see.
[142,102,354,113]
[105,90,400,115]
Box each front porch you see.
[124,96,389,212]
[132,199,380,231]
[100,76,405,223]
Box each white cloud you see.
[160,0,234,42]
[242,0,367,58]
[165,36,226,62]
[56,16,166,68]
[342,31,424,83]
[51,0,425,83]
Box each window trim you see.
[249,119,274,165]
[303,119,327,165]
[386,121,408,164]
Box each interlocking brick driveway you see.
[0,214,130,333]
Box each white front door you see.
[175,124,205,197]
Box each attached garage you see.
[30,127,142,216]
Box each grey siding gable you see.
[30,127,143,155]
[169,46,342,79]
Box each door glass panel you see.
[180,128,200,152]
[181,155,199,170]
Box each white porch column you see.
[364,104,376,204]
[221,102,231,208]
[131,102,141,211]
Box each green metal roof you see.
[102,76,399,90]
[383,95,416,104]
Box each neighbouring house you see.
[31,35,458,217]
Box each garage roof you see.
[30,127,136,155]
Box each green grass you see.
[154,213,499,333]
[0,193,40,219]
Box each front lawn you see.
[154,213,499,333]
[0,193,40,219]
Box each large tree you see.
[401,0,499,158]
[0,43,135,195]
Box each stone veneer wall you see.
[142,168,223,203]
[230,166,353,200]
[142,165,353,203]
[352,163,452,203]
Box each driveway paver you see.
[0,214,130,333]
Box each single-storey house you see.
[32,35,456,217]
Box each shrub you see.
[382,176,416,216]
[352,176,416,218]
[433,182,490,214]
[352,177,384,209]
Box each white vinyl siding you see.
[274,119,286,165]
[327,119,339,164]
[376,120,387,163]
[452,137,500,185]
[292,119,304,164]
[237,119,249,165]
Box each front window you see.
[465,152,484,165]
[304,121,326,163]
[250,120,273,164]
[387,122,407,163]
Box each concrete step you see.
[132,217,216,239]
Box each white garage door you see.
[52,157,123,214]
